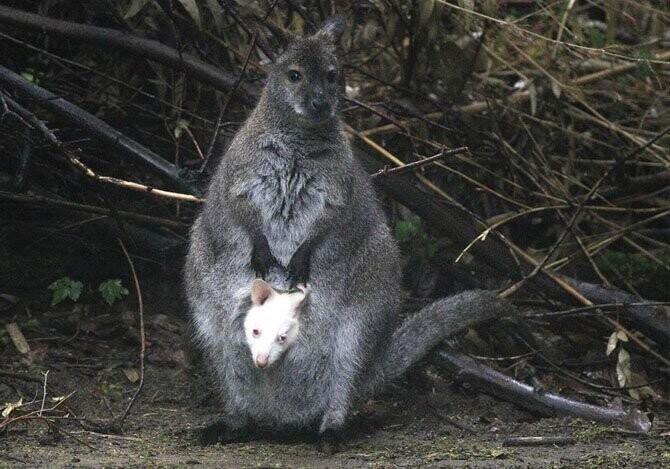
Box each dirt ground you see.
[1,284,668,469]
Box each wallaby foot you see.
[198,420,254,445]
[316,429,342,454]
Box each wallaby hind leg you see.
[316,428,342,454]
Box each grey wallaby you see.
[184,15,512,448]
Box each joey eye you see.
[252,329,260,337]
[288,70,302,82]
[277,334,287,344]
[326,70,337,83]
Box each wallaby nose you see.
[255,354,269,368]
[311,90,327,112]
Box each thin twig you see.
[0,191,188,229]
[372,147,468,178]
[113,238,145,431]
[38,371,48,417]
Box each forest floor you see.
[1,284,668,469]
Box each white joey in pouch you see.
[243,279,310,369]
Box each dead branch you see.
[0,5,255,104]
[364,148,670,350]
[360,49,670,138]
[0,65,198,194]
[3,94,203,203]
[562,277,670,349]
[435,350,652,433]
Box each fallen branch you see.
[562,277,670,349]
[3,94,203,203]
[435,349,652,433]
[0,5,255,104]
[361,144,670,358]
[0,65,199,194]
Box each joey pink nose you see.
[256,355,269,368]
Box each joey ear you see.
[315,15,346,43]
[289,284,311,316]
[251,279,275,306]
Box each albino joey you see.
[243,279,310,369]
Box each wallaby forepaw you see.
[286,244,311,286]
[251,236,279,279]
[316,429,341,454]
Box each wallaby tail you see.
[365,290,512,397]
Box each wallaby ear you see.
[315,15,346,43]
[251,279,275,306]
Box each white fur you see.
[243,280,310,368]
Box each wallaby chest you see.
[245,138,329,260]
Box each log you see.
[435,349,652,433]
[0,65,199,194]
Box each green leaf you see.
[394,218,420,241]
[98,279,130,306]
[20,71,35,82]
[587,28,605,48]
[48,277,83,306]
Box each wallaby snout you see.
[311,88,327,112]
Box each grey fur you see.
[184,16,512,438]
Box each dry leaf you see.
[606,331,618,356]
[616,347,631,388]
[1,398,23,418]
[123,368,140,383]
[6,322,30,355]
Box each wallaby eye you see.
[326,70,337,83]
[288,70,302,82]
[277,334,287,344]
[252,329,260,337]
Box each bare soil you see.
[1,285,668,469]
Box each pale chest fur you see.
[246,146,328,264]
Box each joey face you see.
[244,280,309,368]
[266,16,345,124]
[245,315,299,368]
